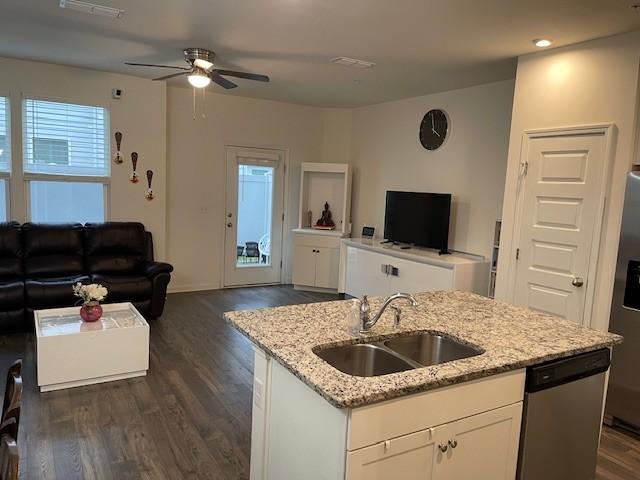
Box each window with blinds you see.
[0,96,9,173]
[0,96,9,221]
[23,98,109,177]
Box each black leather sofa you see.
[0,222,173,334]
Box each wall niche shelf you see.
[292,162,352,292]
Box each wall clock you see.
[419,109,449,150]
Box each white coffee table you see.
[34,302,150,392]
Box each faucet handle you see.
[359,295,370,314]
[390,306,402,327]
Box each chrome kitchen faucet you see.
[359,292,419,333]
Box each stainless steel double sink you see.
[314,332,483,377]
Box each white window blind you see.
[0,97,9,172]
[23,98,109,177]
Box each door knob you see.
[227,213,233,218]
[227,222,233,228]
[438,443,448,453]
[448,439,458,449]
[572,277,584,287]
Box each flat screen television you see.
[383,191,451,253]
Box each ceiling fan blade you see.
[209,73,238,89]
[125,62,190,71]
[213,69,270,83]
[153,71,190,81]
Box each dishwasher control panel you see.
[525,349,610,393]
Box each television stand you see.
[340,239,490,297]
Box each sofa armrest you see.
[141,261,173,278]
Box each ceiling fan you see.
[125,48,269,90]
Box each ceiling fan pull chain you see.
[201,87,207,119]
[192,87,196,120]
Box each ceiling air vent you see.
[59,0,125,19]
[330,57,376,69]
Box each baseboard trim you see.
[167,284,220,294]
[293,285,338,294]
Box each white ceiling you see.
[1,0,639,107]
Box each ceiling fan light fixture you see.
[193,58,214,70]
[188,71,211,88]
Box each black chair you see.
[237,246,245,262]
[0,360,22,442]
[245,242,259,263]
[0,429,18,480]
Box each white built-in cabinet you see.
[292,233,341,289]
[346,402,522,480]
[292,162,352,292]
[251,347,525,480]
[340,239,490,297]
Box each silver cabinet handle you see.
[448,439,458,449]
[572,277,584,287]
[438,443,448,453]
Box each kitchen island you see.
[225,291,621,480]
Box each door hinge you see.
[282,212,285,221]
[516,248,520,260]
[520,162,529,177]
[280,260,283,268]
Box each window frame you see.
[0,93,11,221]
[21,95,111,223]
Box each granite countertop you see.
[224,291,622,409]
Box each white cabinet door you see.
[293,245,317,287]
[345,247,390,298]
[346,428,439,480]
[315,248,340,289]
[389,256,454,294]
[434,402,522,480]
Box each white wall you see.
[166,87,326,292]
[322,108,353,164]
[495,31,640,331]
[0,56,167,258]
[349,80,515,258]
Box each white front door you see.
[512,130,608,324]
[224,146,285,287]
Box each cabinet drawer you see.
[346,428,437,480]
[294,233,341,249]
[347,369,525,450]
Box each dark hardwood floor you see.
[0,285,638,479]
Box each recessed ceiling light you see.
[59,0,125,19]
[533,38,553,48]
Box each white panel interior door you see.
[513,132,607,324]
[224,146,285,287]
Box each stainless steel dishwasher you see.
[517,348,610,480]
